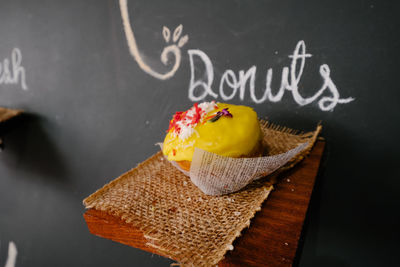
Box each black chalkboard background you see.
[0,0,399,266]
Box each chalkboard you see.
[1,0,399,266]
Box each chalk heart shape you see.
[161,25,189,66]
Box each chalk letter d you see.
[188,49,218,101]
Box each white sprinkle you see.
[181,140,195,149]
[183,181,188,186]
[198,101,217,113]
[291,188,295,192]
[284,242,289,246]
[145,120,150,125]
[286,178,291,182]
[234,211,241,216]
[227,244,234,250]
[275,51,278,54]
[193,129,200,137]
[177,122,195,140]
[173,101,218,140]
[187,197,191,201]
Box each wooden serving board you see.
[0,107,22,123]
[84,141,325,266]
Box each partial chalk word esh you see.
[0,48,28,90]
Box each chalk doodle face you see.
[119,0,188,80]
[119,0,354,111]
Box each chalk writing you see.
[119,0,188,80]
[119,2,354,111]
[3,241,17,267]
[0,48,28,90]
[188,41,354,111]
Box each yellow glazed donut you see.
[163,102,263,171]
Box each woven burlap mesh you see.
[83,120,321,266]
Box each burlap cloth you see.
[83,120,321,266]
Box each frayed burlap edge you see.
[262,120,322,171]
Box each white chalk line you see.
[187,40,354,111]
[0,48,28,90]
[119,0,188,80]
[118,1,353,111]
[4,241,17,267]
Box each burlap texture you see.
[83,120,321,266]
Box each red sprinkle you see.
[166,103,208,135]
[167,111,186,133]
[172,149,176,156]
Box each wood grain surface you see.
[84,141,325,266]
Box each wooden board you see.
[0,107,22,123]
[84,141,325,266]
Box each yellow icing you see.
[163,103,262,161]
